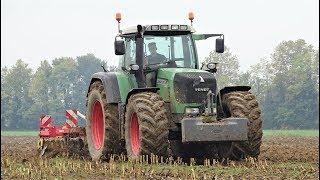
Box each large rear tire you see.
[125,92,169,158]
[221,91,263,160]
[86,81,120,161]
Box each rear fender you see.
[87,72,121,103]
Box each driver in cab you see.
[144,42,166,87]
[145,42,166,65]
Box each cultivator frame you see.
[37,110,87,157]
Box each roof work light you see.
[115,12,122,33]
[188,12,194,26]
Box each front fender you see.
[218,86,251,96]
[125,88,159,104]
[216,86,251,118]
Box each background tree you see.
[1,60,33,129]
[244,58,274,100]
[28,60,53,123]
[261,39,318,129]
[47,57,78,123]
[1,67,10,129]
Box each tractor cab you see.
[116,24,201,87]
[115,24,224,76]
[120,25,198,72]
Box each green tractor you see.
[85,14,262,161]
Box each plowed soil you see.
[1,136,319,179]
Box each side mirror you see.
[114,39,125,55]
[215,38,224,53]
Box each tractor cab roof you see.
[121,24,196,35]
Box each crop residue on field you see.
[1,136,319,179]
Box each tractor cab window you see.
[144,34,196,68]
[122,35,197,69]
[124,38,136,69]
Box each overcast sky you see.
[1,0,319,71]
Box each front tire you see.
[125,92,169,158]
[86,81,120,161]
[221,91,263,160]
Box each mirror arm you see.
[101,64,107,72]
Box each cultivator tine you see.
[39,146,47,157]
[37,138,44,150]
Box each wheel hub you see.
[130,112,140,155]
[91,100,104,150]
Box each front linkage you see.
[181,90,248,143]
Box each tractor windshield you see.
[143,34,197,68]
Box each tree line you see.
[1,54,116,129]
[1,39,319,130]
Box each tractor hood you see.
[156,68,217,113]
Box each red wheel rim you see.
[130,112,140,155]
[91,100,104,150]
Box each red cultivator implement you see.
[37,110,87,157]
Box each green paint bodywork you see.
[115,71,137,102]
[157,68,208,113]
[115,68,209,114]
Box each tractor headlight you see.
[207,63,216,70]
[185,107,199,115]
